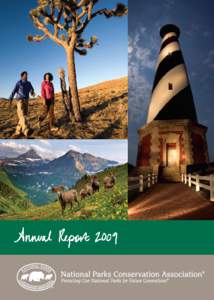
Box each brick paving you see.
[128,183,214,220]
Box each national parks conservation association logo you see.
[16,263,57,292]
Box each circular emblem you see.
[17,263,57,292]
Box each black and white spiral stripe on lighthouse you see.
[147,24,198,124]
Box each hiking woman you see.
[38,73,58,132]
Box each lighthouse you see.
[136,24,209,181]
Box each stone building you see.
[136,24,209,181]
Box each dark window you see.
[168,82,173,90]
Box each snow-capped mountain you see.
[2,149,118,205]
[47,150,118,174]
[17,149,43,160]
[4,149,49,167]
[0,144,24,159]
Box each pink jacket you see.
[41,80,54,100]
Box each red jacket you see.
[41,80,54,100]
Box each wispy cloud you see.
[68,144,82,153]
[0,141,28,153]
[128,26,158,124]
[0,140,128,163]
[202,31,212,38]
[203,49,214,66]
[30,144,55,159]
[39,140,51,147]
[163,0,175,10]
[0,141,54,159]
[184,22,213,39]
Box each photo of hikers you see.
[0,140,128,220]
[8,71,58,137]
[0,0,128,139]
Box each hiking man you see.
[9,71,35,137]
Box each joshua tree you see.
[28,0,128,122]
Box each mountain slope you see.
[47,150,118,173]
[17,149,42,160]
[0,144,23,159]
[3,149,119,205]
[0,77,128,139]
[0,164,128,220]
[5,149,48,167]
[0,168,31,214]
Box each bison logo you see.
[17,263,56,292]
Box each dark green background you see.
[0,221,214,254]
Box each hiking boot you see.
[36,120,42,130]
[24,128,33,137]
[11,132,21,138]
[50,126,59,132]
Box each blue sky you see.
[0,0,127,98]
[0,140,128,163]
[129,0,214,164]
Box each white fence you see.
[128,174,158,192]
[181,173,214,202]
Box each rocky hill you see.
[0,77,128,139]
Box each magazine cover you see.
[0,0,214,299]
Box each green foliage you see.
[91,35,98,44]
[61,34,66,41]
[114,3,128,17]
[0,164,128,220]
[27,35,34,42]
[44,17,51,25]
[38,0,49,6]
[0,168,32,215]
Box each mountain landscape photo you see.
[0,140,128,220]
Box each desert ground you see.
[0,77,128,139]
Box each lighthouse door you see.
[166,144,177,167]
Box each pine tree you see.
[28,0,128,122]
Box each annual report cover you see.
[0,1,214,299]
